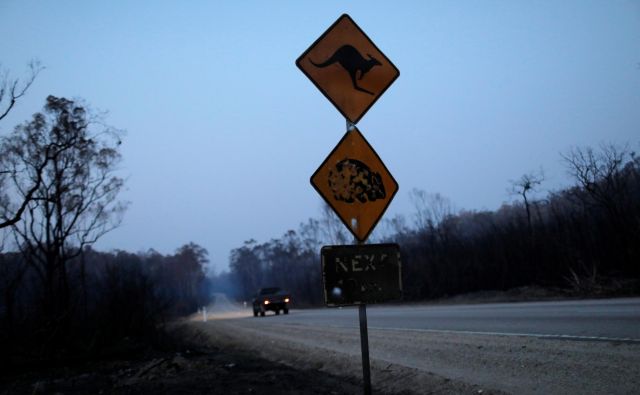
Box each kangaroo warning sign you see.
[311,127,398,242]
[296,14,400,124]
[321,243,402,306]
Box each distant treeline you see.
[0,243,210,359]
[225,143,640,304]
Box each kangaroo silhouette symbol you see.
[310,45,381,95]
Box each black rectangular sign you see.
[321,243,402,306]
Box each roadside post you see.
[297,14,402,395]
[359,303,370,394]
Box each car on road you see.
[252,287,291,317]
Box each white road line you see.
[318,324,640,343]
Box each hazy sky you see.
[1,1,639,272]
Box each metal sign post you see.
[321,241,401,395]
[297,14,401,395]
[358,226,371,395]
[359,302,372,395]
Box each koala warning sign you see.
[310,127,398,242]
[296,14,399,124]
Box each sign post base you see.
[359,303,371,395]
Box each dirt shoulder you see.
[190,318,505,395]
[0,324,390,395]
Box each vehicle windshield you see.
[259,287,281,295]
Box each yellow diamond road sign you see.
[311,127,398,242]
[296,14,400,124]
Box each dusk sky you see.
[1,1,639,272]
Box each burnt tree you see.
[0,96,126,339]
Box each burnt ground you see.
[3,285,637,395]
[0,324,411,395]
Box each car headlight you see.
[284,298,290,303]
[264,300,270,305]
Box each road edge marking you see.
[318,324,640,344]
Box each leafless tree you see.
[560,143,639,285]
[371,213,409,242]
[0,133,73,230]
[509,169,544,231]
[319,203,350,245]
[0,60,43,123]
[0,61,45,229]
[409,188,454,231]
[561,143,632,217]
[0,96,127,322]
[299,218,324,251]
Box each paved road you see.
[271,297,640,341]
[198,296,640,394]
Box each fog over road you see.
[193,296,640,394]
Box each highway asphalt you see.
[267,297,640,341]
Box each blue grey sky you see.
[1,1,639,272]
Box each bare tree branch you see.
[0,60,44,122]
[561,143,632,216]
[410,188,455,231]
